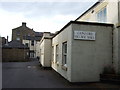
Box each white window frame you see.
[62,42,67,67]
[97,7,107,23]
[56,44,59,63]
[52,46,54,62]
[16,37,20,41]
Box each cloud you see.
[0,1,96,41]
[0,2,95,18]
[0,0,98,2]
[0,8,27,41]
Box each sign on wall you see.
[74,31,96,40]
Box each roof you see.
[2,40,29,49]
[12,25,33,31]
[52,21,113,38]
[75,0,104,21]
[12,22,31,30]
[35,32,43,37]
[23,36,42,41]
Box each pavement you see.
[2,60,120,88]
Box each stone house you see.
[12,22,35,43]
[12,22,43,59]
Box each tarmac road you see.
[2,60,120,88]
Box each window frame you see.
[97,7,107,23]
[16,31,20,36]
[62,41,67,67]
[31,40,34,46]
[52,46,54,62]
[25,43,29,47]
[16,37,20,41]
[56,44,59,63]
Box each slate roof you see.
[35,32,43,37]
[2,40,29,49]
[23,33,43,41]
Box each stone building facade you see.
[12,22,35,43]
[12,22,43,59]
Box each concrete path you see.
[2,60,120,88]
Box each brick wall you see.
[2,48,29,62]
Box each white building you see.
[39,32,54,67]
[39,0,120,82]
[23,33,43,59]
[76,0,120,73]
[51,21,113,82]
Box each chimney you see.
[5,36,8,45]
[43,32,51,37]
[22,22,26,27]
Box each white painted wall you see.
[0,37,2,89]
[52,21,113,82]
[36,41,40,58]
[44,39,52,67]
[77,0,119,25]
[39,32,53,67]
[52,25,72,81]
[77,0,120,74]
[71,23,113,82]
[40,40,45,66]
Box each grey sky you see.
[0,1,98,41]
[0,2,95,17]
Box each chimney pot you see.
[22,22,26,27]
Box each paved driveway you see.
[2,60,120,88]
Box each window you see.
[16,31,20,35]
[25,43,28,47]
[52,46,54,62]
[97,7,107,22]
[31,40,34,46]
[56,45,59,63]
[28,33,30,36]
[62,42,67,67]
[16,37,20,41]
[30,51,34,58]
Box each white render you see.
[52,21,113,82]
[36,41,41,58]
[76,0,120,74]
[39,32,52,67]
[77,0,119,25]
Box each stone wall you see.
[2,48,29,62]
